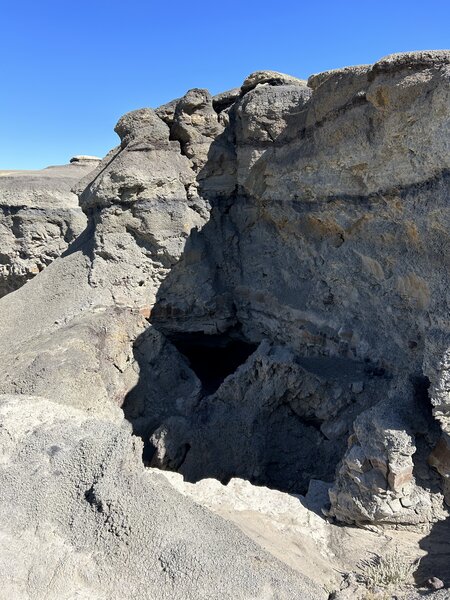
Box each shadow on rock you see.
[415,514,450,589]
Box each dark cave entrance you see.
[122,327,258,466]
[168,332,258,395]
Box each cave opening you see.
[167,332,258,395]
[121,327,259,467]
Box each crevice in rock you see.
[166,331,258,395]
[411,374,443,494]
[286,167,450,209]
[122,326,258,467]
[85,485,103,512]
[415,514,450,588]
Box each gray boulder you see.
[241,69,307,93]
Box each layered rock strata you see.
[147,51,450,527]
[0,157,99,296]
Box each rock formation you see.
[149,50,450,528]
[0,50,450,598]
[0,156,99,297]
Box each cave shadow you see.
[119,88,449,543]
[61,217,95,260]
[121,325,258,465]
[410,383,450,592]
[122,101,257,463]
[414,515,450,591]
[166,332,258,396]
[405,376,450,593]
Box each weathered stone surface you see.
[426,576,445,590]
[0,159,98,296]
[150,51,450,525]
[155,97,180,126]
[212,87,241,112]
[171,88,225,174]
[1,51,450,599]
[0,395,323,600]
[150,340,389,494]
[369,50,450,76]
[241,70,307,93]
[429,435,450,477]
[0,107,207,418]
[114,107,170,147]
[328,395,444,524]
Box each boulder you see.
[241,69,307,93]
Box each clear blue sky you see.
[1,0,449,169]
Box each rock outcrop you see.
[0,157,99,297]
[0,112,207,418]
[148,50,450,527]
[0,50,450,598]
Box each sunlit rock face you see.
[0,158,99,297]
[0,98,215,428]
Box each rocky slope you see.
[0,395,324,600]
[0,156,99,296]
[0,50,449,599]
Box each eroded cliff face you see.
[0,157,99,296]
[3,51,447,527]
[0,50,450,599]
[0,68,330,600]
[0,111,210,419]
[144,50,450,526]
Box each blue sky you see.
[1,0,449,169]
